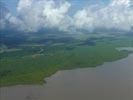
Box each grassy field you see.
[0,35,133,87]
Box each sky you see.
[1,0,19,15]
[2,0,110,15]
[0,0,133,33]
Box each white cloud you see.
[13,0,71,32]
[111,0,130,7]
[42,0,71,30]
[17,0,33,12]
[1,0,133,33]
[73,0,133,31]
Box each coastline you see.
[0,47,132,87]
[0,51,133,100]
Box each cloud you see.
[17,0,33,12]
[42,0,71,30]
[0,0,133,33]
[7,0,71,32]
[73,0,133,31]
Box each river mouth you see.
[0,48,133,100]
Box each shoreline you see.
[1,47,132,88]
[0,52,133,100]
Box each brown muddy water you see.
[0,48,133,100]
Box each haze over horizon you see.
[0,0,133,33]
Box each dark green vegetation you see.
[0,32,133,87]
